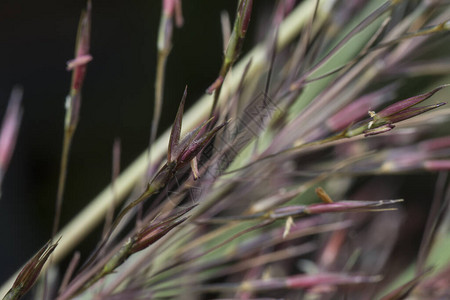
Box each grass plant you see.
[2,0,450,299]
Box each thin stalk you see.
[58,252,80,294]
[0,1,326,296]
[52,1,92,237]
[102,139,121,237]
[149,43,169,178]
[148,0,183,179]
[208,0,254,116]
[53,131,74,237]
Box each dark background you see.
[0,0,443,295]
[0,0,275,284]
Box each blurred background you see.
[0,0,447,292]
[0,0,265,283]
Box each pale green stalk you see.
[0,1,325,297]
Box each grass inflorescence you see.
[2,0,450,299]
